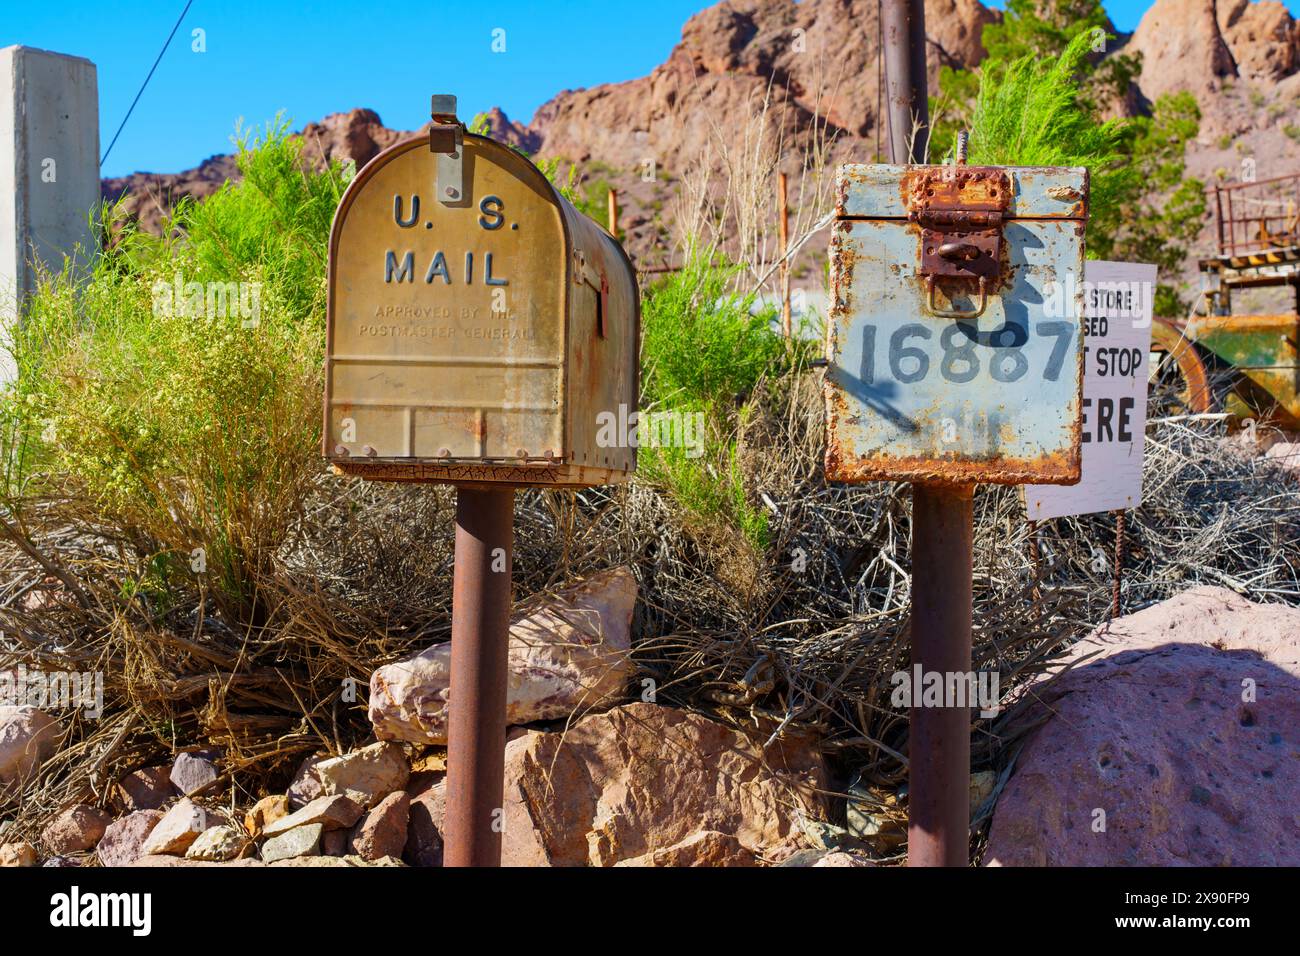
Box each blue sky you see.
[2,0,1294,178]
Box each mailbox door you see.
[826,164,1087,485]
[326,137,566,467]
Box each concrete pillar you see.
[0,46,100,364]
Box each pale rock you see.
[262,794,363,838]
[261,822,323,863]
[140,799,208,856]
[313,741,409,808]
[0,841,37,866]
[613,830,757,866]
[244,794,290,837]
[369,567,638,744]
[185,825,249,861]
[811,850,876,867]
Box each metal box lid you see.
[825,163,1089,486]
[836,164,1089,221]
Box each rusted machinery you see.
[1152,173,1300,428]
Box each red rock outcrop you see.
[985,586,1300,866]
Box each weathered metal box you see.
[324,102,638,487]
[825,163,1089,484]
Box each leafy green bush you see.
[967,31,1133,235]
[637,254,805,549]
[2,118,348,617]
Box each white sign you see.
[1024,260,1155,520]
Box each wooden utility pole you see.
[778,172,792,337]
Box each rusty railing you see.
[1212,173,1300,257]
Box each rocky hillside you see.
[103,0,1300,289]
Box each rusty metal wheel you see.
[1149,319,1213,417]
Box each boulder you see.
[261,823,323,863]
[313,741,409,808]
[97,810,165,866]
[139,799,208,856]
[169,752,219,796]
[1218,0,1299,82]
[1129,0,1239,103]
[370,567,638,744]
[0,841,37,866]
[986,586,1300,866]
[244,794,289,838]
[185,826,249,862]
[0,706,60,783]
[402,702,824,866]
[262,794,363,838]
[41,804,112,855]
[116,766,172,811]
[349,791,409,862]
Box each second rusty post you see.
[443,486,515,867]
[908,482,974,867]
[882,0,973,866]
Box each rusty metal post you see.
[908,482,973,867]
[882,0,930,165]
[607,188,619,238]
[1110,509,1126,620]
[444,486,514,867]
[778,171,792,338]
[882,0,972,867]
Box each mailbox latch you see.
[906,166,1010,320]
[430,94,465,205]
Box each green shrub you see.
[637,253,807,549]
[1,118,348,617]
[967,31,1134,237]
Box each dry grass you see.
[2,369,1298,861]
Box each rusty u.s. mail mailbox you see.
[825,162,1089,484]
[324,96,639,487]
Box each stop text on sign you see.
[1025,260,1155,519]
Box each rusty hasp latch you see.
[430,94,465,205]
[906,165,1011,320]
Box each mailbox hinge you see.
[905,166,1011,320]
[430,94,465,205]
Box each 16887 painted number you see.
[860,321,1075,385]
